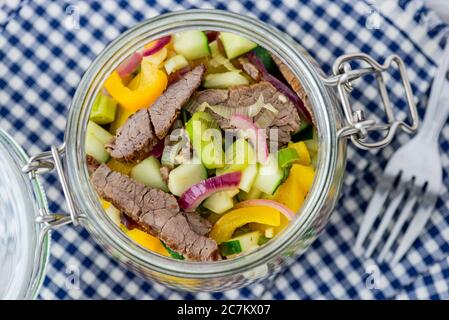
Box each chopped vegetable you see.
[86,121,113,163]
[277,147,300,168]
[203,190,236,214]
[209,206,281,243]
[288,141,311,166]
[104,59,168,112]
[167,162,207,196]
[122,226,170,257]
[191,95,278,122]
[173,30,210,60]
[230,115,268,163]
[161,241,185,260]
[220,32,257,59]
[234,199,295,221]
[106,158,134,176]
[104,203,121,226]
[251,46,277,74]
[238,186,262,201]
[87,121,113,145]
[116,52,142,79]
[90,93,117,125]
[238,164,258,192]
[179,171,242,211]
[222,138,255,173]
[130,156,169,192]
[185,111,224,169]
[219,231,261,257]
[142,35,172,57]
[164,54,189,74]
[203,71,249,89]
[254,154,284,195]
[209,40,238,72]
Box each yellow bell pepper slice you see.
[106,158,134,176]
[121,225,170,257]
[210,207,281,244]
[294,164,315,193]
[104,59,167,112]
[288,141,311,166]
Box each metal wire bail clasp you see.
[323,53,419,149]
[22,144,79,227]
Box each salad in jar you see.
[86,30,318,261]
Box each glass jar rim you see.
[65,9,341,279]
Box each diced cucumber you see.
[239,164,258,192]
[254,154,284,195]
[131,156,168,192]
[220,32,258,60]
[219,240,242,256]
[222,138,255,173]
[251,46,277,74]
[104,204,121,226]
[87,121,113,145]
[277,147,300,168]
[185,112,224,169]
[203,71,249,89]
[201,137,225,169]
[167,162,207,196]
[238,186,262,201]
[209,40,220,57]
[164,54,189,74]
[203,191,235,214]
[219,231,261,257]
[85,132,110,163]
[173,30,210,60]
[90,93,117,125]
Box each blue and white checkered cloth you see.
[1,0,449,299]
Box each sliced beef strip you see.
[271,55,315,125]
[106,65,206,163]
[91,164,219,261]
[238,57,261,81]
[159,166,170,183]
[86,155,100,176]
[194,81,300,146]
[150,64,206,140]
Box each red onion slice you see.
[179,172,242,211]
[142,35,172,57]
[234,199,295,220]
[150,139,165,159]
[117,52,143,79]
[229,115,268,163]
[247,52,312,123]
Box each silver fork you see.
[353,43,449,265]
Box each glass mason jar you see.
[0,10,419,298]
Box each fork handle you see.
[419,45,449,144]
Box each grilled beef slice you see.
[194,81,300,146]
[91,164,219,261]
[271,55,315,125]
[106,65,206,163]
[86,155,100,176]
[238,57,261,81]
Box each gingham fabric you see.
[1,0,448,300]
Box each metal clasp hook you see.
[322,53,419,149]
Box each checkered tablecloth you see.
[1,0,449,300]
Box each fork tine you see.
[364,188,406,258]
[391,197,437,265]
[354,182,391,255]
[378,194,417,262]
